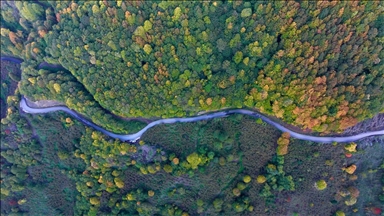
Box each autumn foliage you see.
[277,132,290,156]
[2,1,383,135]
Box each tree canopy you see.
[1,1,383,133]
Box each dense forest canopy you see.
[1,1,384,133]
[2,1,384,216]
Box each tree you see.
[213,198,223,212]
[15,2,45,22]
[233,51,243,64]
[186,152,201,169]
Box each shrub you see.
[232,188,241,197]
[163,164,173,173]
[347,186,359,198]
[277,133,290,155]
[243,175,251,183]
[344,143,357,153]
[213,198,223,212]
[186,152,201,169]
[89,197,100,205]
[344,197,357,206]
[148,190,154,197]
[126,193,135,201]
[219,157,226,166]
[277,145,288,156]
[237,182,246,191]
[147,166,157,174]
[315,180,327,190]
[343,165,357,174]
[114,178,124,189]
[256,175,267,184]
[335,210,345,216]
[172,158,179,165]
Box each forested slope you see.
[1,1,383,133]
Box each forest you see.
[1,1,384,215]
[1,75,383,215]
[1,1,383,134]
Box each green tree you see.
[186,152,201,169]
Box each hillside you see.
[1,1,383,132]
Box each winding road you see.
[19,98,384,143]
[2,56,384,143]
